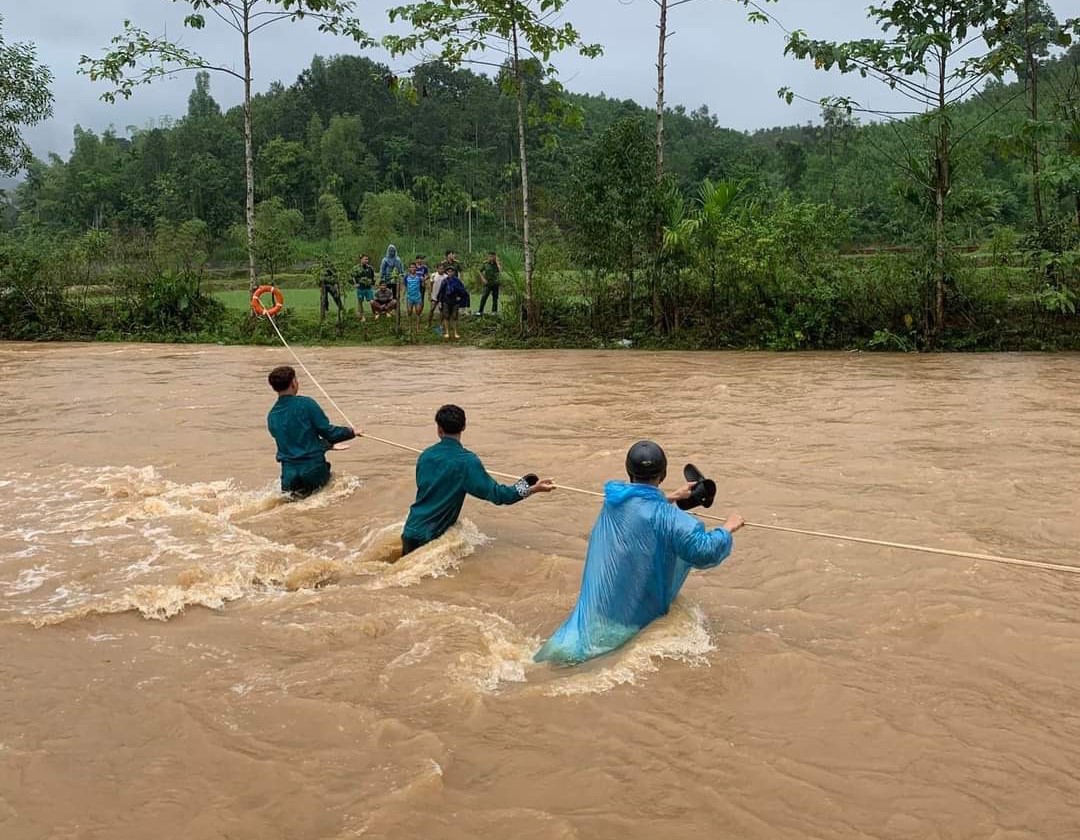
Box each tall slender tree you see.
[648,1,774,181]
[384,0,601,332]
[641,0,773,334]
[80,0,367,292]
[783,0,1008,344]
[984,1,1075,233]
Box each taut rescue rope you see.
[263,313,1080,577]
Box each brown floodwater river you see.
[1,342,1079,840]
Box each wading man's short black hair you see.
[268,365,296,393]
[435,404,466,435]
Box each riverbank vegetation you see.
[1,2,1078,350]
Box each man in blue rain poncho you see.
[534,441,745,665]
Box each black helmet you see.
[626,440,667,482]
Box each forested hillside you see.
[2,1,1079,350]
[9,44,1079,245]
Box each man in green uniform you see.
[477,251,502,315]
[266,365,357,498]
[351,253,376,321]
[317,257,344,323]
[401,404,555,556]
[444,249,463,277]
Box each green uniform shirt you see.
[267,395,354,492]
[403,437,527,544]
[479,260,501,286]
[351,264,375,289]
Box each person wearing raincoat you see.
[380,244,405,301]
[534,441,745,665]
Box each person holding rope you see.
[534,441,744,665]
[400,404,555,557]
[266,365,357,499]
[249,285,1076,578]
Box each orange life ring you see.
[251,285,284,317]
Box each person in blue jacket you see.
[534,440,745,665]
[380,244,405,294]
[401,404,555,557]
[266,365,357,498]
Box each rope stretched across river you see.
[265,313,1080,577]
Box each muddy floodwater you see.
[1,342,1079,840]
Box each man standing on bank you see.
[401,404,555,556]
[477,251,502,315]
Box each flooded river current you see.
[1,342,1079,840]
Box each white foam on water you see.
[2,464,366,624]
[1,564,59,597]
[5,545,43,560]
[535,602,716,698]
[349,593,540,695]
[456,628,540,693]
[391,598,542,693]
[86,633,123,642]
[362,519,490,590]
[379,640,436,687]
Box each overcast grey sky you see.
[6,0,1078,162]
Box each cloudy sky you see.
[5,0,1076,163]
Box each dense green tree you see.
[0,15,54,175]
[785,0,1012,343]
[563,118,665,322]
[153,218,211,274]
[358,190,416,256]
[317,192,352,241]
[320,115,378,213]
[258,138,314,210]
[984,2,1077,232]
[251,197,303,280]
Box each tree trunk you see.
[1025,0,1044,231]
[651,0,668,335]
[931,47,950,345]
[655,0,667,181]
[511,18,535,333]
[243,2,257,293]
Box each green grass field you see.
[217,287,335,314]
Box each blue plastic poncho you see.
[534,481,734,665]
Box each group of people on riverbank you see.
[319,245,504,340]
[264,364,745,666]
